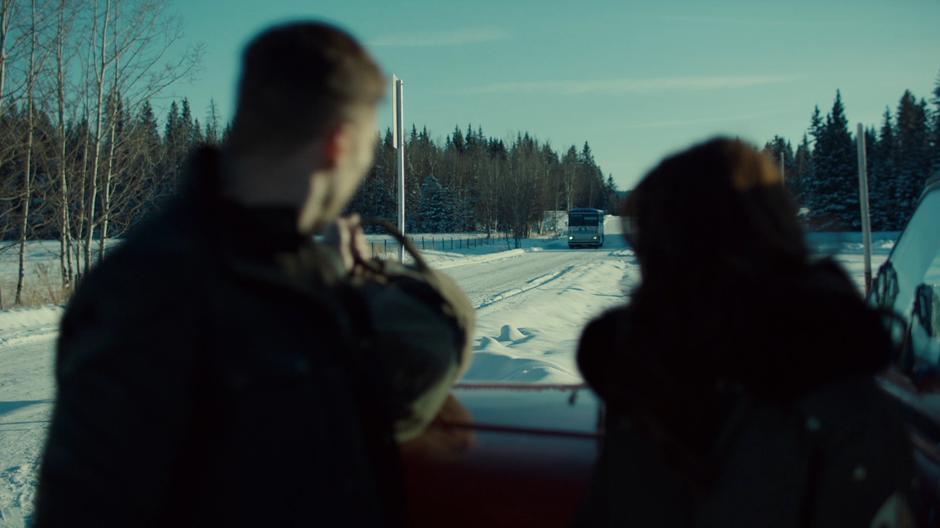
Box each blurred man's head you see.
[225,21,384,233]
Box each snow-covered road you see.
[0,309,59,527]
[0,238,634,526]
[447,243,635,382]
[445,245,623,308]
[0,228,895,526]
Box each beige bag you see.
[351,221,474,442]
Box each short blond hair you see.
[227,21,386,156]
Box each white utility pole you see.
[392,75,405,262]
[856,123,873,295]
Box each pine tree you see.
[364,172,394,223]
[579,142,604,208]
[561,145,578,211]
[803,106,824,225]
[465,123,475,150]
[763,135,797,199]
[441,183,459,233]
[870,109,897,230]
[808,92,857,230]
[139,100,159,141]
[450,126,465,154]
[162,100,189,194]
[829,90,859,229]
[418,175,448,233]
[163,100,179,146]
[603,174,619,212]
[346,133,397,229]
[123,100,163,224]
[180,99,196,145]
[205,99,221,145]
[793,134,812,214]
[192,118,204,145]
[861,126,879,230]
[931,69,940,173]
[894,91,931,227]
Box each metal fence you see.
[368,235,505,259]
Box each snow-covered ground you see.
[0,222,899,526]
[0,242,69,309]
[0,241,123,309]
[0,307,60,527]
[460,246,634,383]
[807,231,897,293]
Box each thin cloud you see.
[657,14,849,28]
[369,27,509,48]
[621,109,786,130]
[467,75,802,95]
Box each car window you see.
[927,245,940,287]
[889,189,940,319]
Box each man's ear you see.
[322,123,350,170]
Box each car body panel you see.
[879,177,940,331]
[403,384,599,528]
[868,176,940,512]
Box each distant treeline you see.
[0,0,202,305]
[1,97,219,240]
[346,125,620,237]
[1,83,617,305]
[763,68,940,231]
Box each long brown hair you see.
[580,138,893,467]
[625,137,808,308]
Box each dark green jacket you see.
[35,147,463,527]
[575,261,916,527]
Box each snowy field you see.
[0,222,898,526]
[0,242,71,309]
[0,241,123,309]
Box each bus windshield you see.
[570,214,599,227]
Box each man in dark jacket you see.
[34,22,469,527]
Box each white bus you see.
[567,208,605,248]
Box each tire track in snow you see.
[474,265,577,310]
[444,249,604,309]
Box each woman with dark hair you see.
[575,138,917,527]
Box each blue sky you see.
[164,0,940,189]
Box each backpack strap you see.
[798,413,823,528]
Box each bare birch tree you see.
[15,0,39,305]
[81,0,110,275]
[49,0,80,290]
[0,0,199,303]
[0,0,17,307]
[95,0,200,261]
[0,0,16,119]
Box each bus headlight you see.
[568,236,573,240]
[593,236,598,240]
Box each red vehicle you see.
[403,383,599,527]
[403,177,940,527]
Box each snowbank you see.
[462,254,637,384]
[0,307,63,349]
[0,307,59,528]
[0,307,63,334]
[426,249,526,270]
